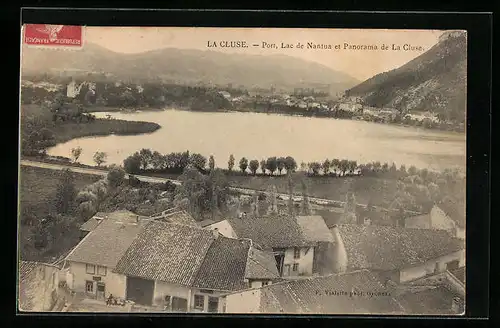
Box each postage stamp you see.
[23,24,83,48]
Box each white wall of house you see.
[207,220,238,239]
[399,249,465,283]
[190,288,228,313]
[224,289,262,313]
[249,280,273,288]
[456,227,465,240]
[67,261,126,299]
[153,280,191,308]
[282,246,315,277]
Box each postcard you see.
[18,25,466,315]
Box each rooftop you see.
[113,221,279,291]
[151,210,198,227]
[226,214,332,249]
[66,218,148,268]
[337,224,465,271]
[245,270,402,314]
[395,285,464,315]
[436,199,465,228]
[449,267,465,285]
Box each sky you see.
[84,27,447,81]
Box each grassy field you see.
[18,166,101,262]
[144,170,399,207]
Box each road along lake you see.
[47,110,466,172]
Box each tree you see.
[287,171,295,218]
[209,155,215,171]
[123,153,142,174]
[71,146,82,163]
[138,148,153,170]
[266,157,278,175]
[322,159,331,175]
[249,160,259,175]
[250,191,260,217]
[308,162,321,176]
[260,159,267,175]
[151,151,165,170]
[338,160,349,176]
[267,185,278,215]
[239,157,248,173]
[300,179,311,215]
[189,153,207,171]
[228,154,235,172]
[93,151,107,167]
[55,169,76,214]
[382,162,389,173]
[349,160,358,174]
[330,159,340,176]
[277,157,286,175]
[300,162,307,172]
[284,156,297,173]
[399,164,407,177]
[107,164,125,188]
[389,162,398,175]
[408,165,418,176]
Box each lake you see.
[47,110,466,172]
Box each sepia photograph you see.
[18,25,466,315]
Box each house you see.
[64,219,279,313]
[334,224,465,283]
[222,270,403,314]
[405,202,465,240]
[204,214,337,277]
[64,215,146,302]
[18,261,61,311]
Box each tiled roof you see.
[192,237,251,291]
[151,210,198,227]
[395,285,464,315]
[257,270,401,314]
[66,218,147,268]
[80,217,101,232]
[296,216,334,243]
[244,247,280,280]
[337,224,465,271]
[198,219,218,228]
[437,198,465,228]
[449,267,465,284]
[113,221,215,286]
[227,215,317,249]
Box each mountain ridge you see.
[345,31,466,122]
[21,42,359,93]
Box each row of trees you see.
[123,149,209,174]
[233,156,298,176]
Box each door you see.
[208,297,219,313]
[96,282,106,300]
[126,276,154,306]
[171,297,188,312]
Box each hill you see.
[345,31,466,123]
[21,43,359,94]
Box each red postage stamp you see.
[23,24,83,48]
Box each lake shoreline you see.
[86,106,466,135]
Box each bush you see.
[107,165,126,188]
[128,175,142,187]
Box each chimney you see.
[330,225,348,274]
[135,215,140,223]
[212,228,219,239]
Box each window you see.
[293,248,300,259]
[262,281,269,286]
[85,280,94,293]
[208,297,219,313]
[293,263,299,272]
[283,264,291,276]
[86,264,95,274]
[194,295,205,310]
[97,265,107,276]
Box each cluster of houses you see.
[18,199,465,314]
